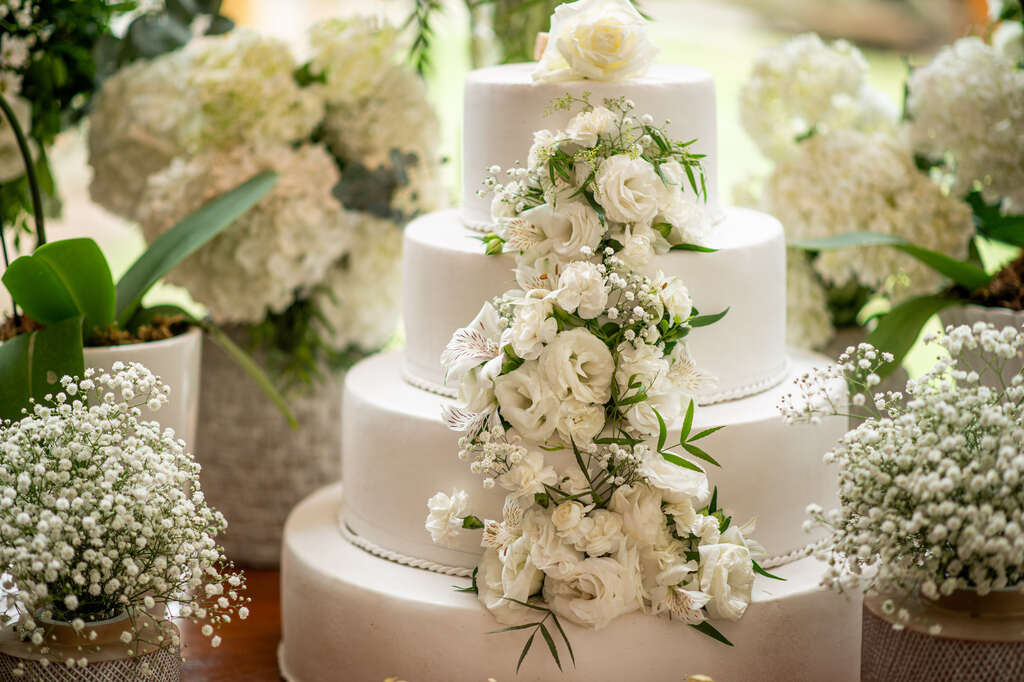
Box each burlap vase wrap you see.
[862,589,1024,682]
[0,616,180,682]
[194,330,342,567]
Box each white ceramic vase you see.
[939,304,1024,388]
[83,327,202,447]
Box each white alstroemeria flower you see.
[539,328,615,405]
[520,200,603,262]
[493,360,559,441]
[477,542,544,625]
[499,216,546,252]
[458,355,502,413]
[653,273,692,322]
[542,543,644,629]
[667,585,713,624]
[698,541,754,621]
[522,509,585,580]
[594,154,662,224]
[442,302,505,384]
[609,483,664,548]
[482,496,525,552]
[565,105,618,147]
[497,450,558,499]
[425,489,470,546]
[667,343,716,397]
[638,447,711,505]
[509,295,557,361]
[514,248,560,292]
[556,261,608,320]
[532,0,658,83]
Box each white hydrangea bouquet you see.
[738,5,1024,364]
[88,16,443,384]
[780,323,1024,618]
[427,97,771,671]
[0,363,248,675]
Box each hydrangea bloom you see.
[785,249,833,351]
[740,33,897,162]
[136,144,354,323]
[763,129,973,299]
[906,37,1024,212]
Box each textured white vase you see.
[82,327,202,447]
[939,304,1024,387]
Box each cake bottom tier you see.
[280,485,862,682]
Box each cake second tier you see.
[402,207,788,405]
[341,349,843,571]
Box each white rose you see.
[698,542,754,621]
[594,154,661,223]
[654,273,692,322]
[565,105,618,147]
[609,483,664,548]
[555,398,606,443]
[509,296,557,360]
[556,261,608,319]
[425,489,469,546]
[521,201,603,262]
[497,449,557,498]
[477,542,545,625]
[458,355,502,413]
[494,361,559,442]
[542,544,644,629]
[638,447,711,505]
[539,328,614,404]
[522,509,584,580]
[551,501,586,535]
[0,95,33,183]
[532,0,658,83]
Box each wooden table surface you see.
[179,569,284,681]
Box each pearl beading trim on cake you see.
[402,357,791,406]
[338,511,821,578]
[460,207,728,235]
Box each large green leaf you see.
[865,294,960,376]
[34,239,115,332]
[966,190,1024,248]
[790,231,992,291]
[115,170,278,327]
[2,255,80,325]
[0,316,84,420]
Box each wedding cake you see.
[279,3,861,679]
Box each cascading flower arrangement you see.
[426,97,770,671]
[0,363,248,674]
[88,16,443,384]
[780,323,1024,624]
[738,7,1024,364]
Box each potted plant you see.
[0,91,293,444]
[737,6,1024,382]
[0,363,249,679]
[86,17,443,566]
[780,323,1024,680]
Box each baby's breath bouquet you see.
[780,323,1024,609]
[739,7,1024,364]
[0,362,247,676]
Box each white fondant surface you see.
[342,350,843,570]
[462,63,719,227]
[402,207,787,405]
[280,485,862,682]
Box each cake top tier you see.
[461,62,719,229]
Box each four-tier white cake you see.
[279,51,862,682]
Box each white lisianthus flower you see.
[494,361,559,441]
[698,542,754,621]
[539,328,615,404]
[638,447,711,505]
[654,273,692,322]
[425,489,469,546]
[656,192,712,247]
[554,398,606,443]
[533,0,658,83]
[615,340,668,396]
[542,544,645,629]
[609,483,664,548]
[0,95,33,182]
[497,450,558,499]
[556,261,608,319]
[509,295,557,360]
[520,200,603,262]
[523,509,585,580]
[594,154,662,224]
[565,106,618,147]
[615,223,658,272]
[476,542,544,625]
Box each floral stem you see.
[0,92,45,246]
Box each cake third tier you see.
[402,207,788,405]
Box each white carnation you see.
[556,261,608,319]
[522,509,584,580]
[609,483,664,549]
[698,542,754,621]
[509,296,557,360]
[425,489,469,546]
[477,542,544,625]
[565,106,618,147]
